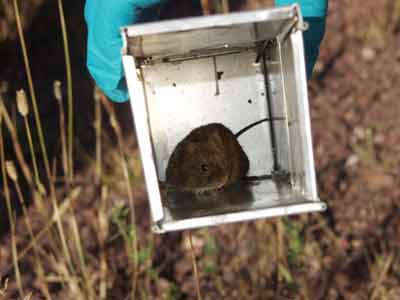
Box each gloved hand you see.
[84,0,164,103]
[276,0,328,78]
[85,0,327,103]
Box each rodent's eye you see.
[201,164,209,172]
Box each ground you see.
[0,0,399,299]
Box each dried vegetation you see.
[0,0,399,299]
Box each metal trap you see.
[121,4,326,233]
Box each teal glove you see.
[276,0,328,78]
[85,0,327,103]
[84,0,164,102]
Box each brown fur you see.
[166,123,249,192]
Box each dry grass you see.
[0,0,399,299]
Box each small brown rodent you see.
[164,118,284,193]
[165,123,250,193]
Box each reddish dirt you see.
[310,0,400,240]
[0,0,399,299]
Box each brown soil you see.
[0,0,399,299]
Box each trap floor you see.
[157,178,326,232]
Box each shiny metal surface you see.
[123,6,296,59]
[142,50,275,180]
[122,5,325,233]
[122,55,165,223]
[280,30,318,200]
[157,179,325,233]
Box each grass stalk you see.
[370,253,395,300]
[275,218,287,284]
[48,184,75,278]
[57,0,74,181]
[51,258,81,298]
[0,187,79,279]
[29,187,74,286]
[6,161,40,260]
[119,134,139,300]
[98,186,109,300]
[12,0,51,182]
[1,95,71,288]
[144,234,155,297]
[35,264,52,300]
[53,80,85,286]
[13,3,78,284]
[54,80,89,295]
[69,215,95,300]
[188,231,203,300]
[16,90,43,194]
[221,0,230,13]
[99,252,108,300]
[100,94,139,300]
[0,278,9,297]
[201,0,211,15]
[53,81,68,183]
[0,100,33,186]
[0,111,24,300]
[23,292,32,300]
[5,160,52,298]
[94,87,102,184]
[94,87,106,299]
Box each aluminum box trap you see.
[121,4,326,233]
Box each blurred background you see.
[0,0,399,299]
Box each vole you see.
[163,118,285,194]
